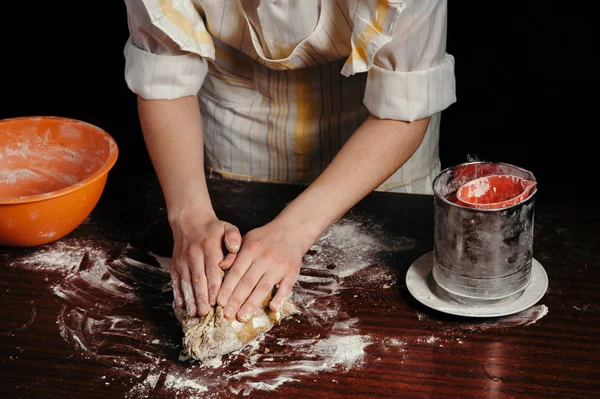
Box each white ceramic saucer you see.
[405,251,549,318]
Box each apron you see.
[137,0,442,193]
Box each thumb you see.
[223,222,241,254]
[219,223,241,270]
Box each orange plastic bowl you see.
[0,116,118,247]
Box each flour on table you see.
[9,238,108,274]
[374,304,550,362]
[9,215,416,398]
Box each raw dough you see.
[174,289,299,363]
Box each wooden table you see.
[1,171,599,399]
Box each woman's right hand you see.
[135,95,238,317]
[169,204,241,317]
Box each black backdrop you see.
[1,2,596,205]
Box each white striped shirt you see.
[123,0,456,193]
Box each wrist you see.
[167,199,216,229]
[272,206,327,254]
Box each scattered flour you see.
[305,218,416,280]
[164,374,209,394]
[423,336,439,344]
[9,215,416,398]
[0,169,40,184]
[9,238,108,274]
[384,338,408,348]
[466,177,491,198]
[7,213,553,397]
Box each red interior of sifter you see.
[456,174,537,209]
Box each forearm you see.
[276,114,430,248]
[136,95,214,220]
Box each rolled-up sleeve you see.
[342,0,456,121]
[123,0,214,100]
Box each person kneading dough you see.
[122,0,456,358]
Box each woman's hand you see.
[216,219,310,322]
[136,95,237,317]
[214,115,430,321]
[169,204,241,317]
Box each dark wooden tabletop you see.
[1,171,599,399]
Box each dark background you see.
[1,2,596,205]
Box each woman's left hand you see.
[216,219,310,321]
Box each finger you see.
[269,273,298,312]
[170,240,185,308]
[237,272,277,322]
[223,261,267,319]
[187,245,210,316]
[177,264,197,317]
[170,268,184,308]
[216,245,255,309]
[223,223,241,253]
[218,252,237,270]
[205,246,225,307]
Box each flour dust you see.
[9,215,415,398]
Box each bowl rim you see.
[0,115,119,205]
[432,160,538,212]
